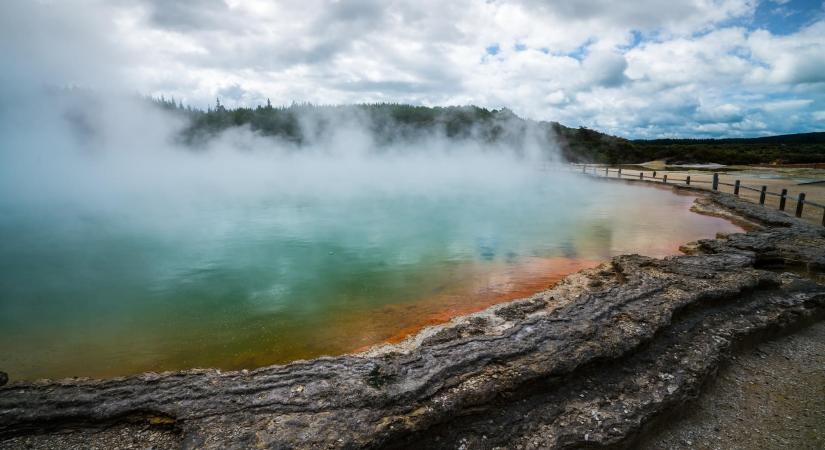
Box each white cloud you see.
[748,21,825,85]
[1,0,823,137]
[760,98,814,111]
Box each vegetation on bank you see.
[154,97,555,151]
[153,97,825,165]
[629,134,825,166]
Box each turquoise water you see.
[0,173,741,380]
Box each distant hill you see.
[638,132,825,145]
[153,97,825,165]
[629,132,825,165]
[552,129,825,165]
[159,99,580,160]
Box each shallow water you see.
[0,176,742,380]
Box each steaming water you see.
[0,175,741,380]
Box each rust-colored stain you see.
[351,256,601,351]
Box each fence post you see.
[733,180,740,196]
[796,193,806,218]
[779,189,787,211]
[686,175,691,185]
[605,167,608,176]
[759,186,767,205]
[712,173,719,191]
[639,172,644,180]
[663,174,668,184]
[652,171,657,178]
[618,168,622,178]
[582,164,586,173]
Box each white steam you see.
[0,89,572,222]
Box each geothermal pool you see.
[0,175,742,380]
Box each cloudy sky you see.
[2,0,824,138]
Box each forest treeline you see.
[153,97,825,165]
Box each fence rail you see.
[571,164,825,227]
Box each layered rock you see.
[1,188,824,449]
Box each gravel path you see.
[639,321,825,450]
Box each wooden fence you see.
[573,164,825,227]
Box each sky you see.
[1,0,824,138]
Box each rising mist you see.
[0,88,583,223]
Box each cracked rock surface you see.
[1,189,824,449]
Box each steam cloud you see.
[0,87,579,225]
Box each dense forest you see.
[628,133,825,165]
[153,97,825,165]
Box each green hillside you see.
[154,97,825,165]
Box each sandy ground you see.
[638,321,825,450]
[590,167,825,226]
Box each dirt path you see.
[593,166,825,226]
[638,321,825,450]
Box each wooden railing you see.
[572,164,825,227]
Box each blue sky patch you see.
[749,0,823,35]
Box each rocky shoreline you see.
[1,184,824,449]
